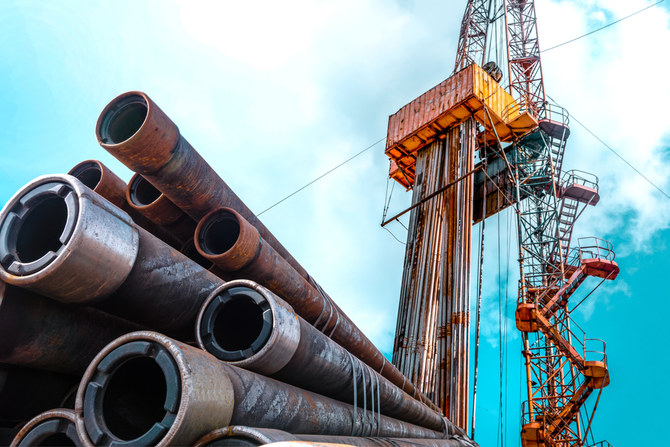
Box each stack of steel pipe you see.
[0,90,476,447]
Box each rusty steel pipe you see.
[195,208,439,412]
[0,175,223,339]
[68,160,127,210]
[196,280,449,433]
[76,331,443,447]
[70,161,224,275]
[68,160,181,249]
[0,281,141,375]
[126,173,197,244]
[94,91,437,410]
[11,409,82,447]
[95,91,306,278]
[0,365,77,427]
[194,426,477,447]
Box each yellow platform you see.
[386,63,538,188]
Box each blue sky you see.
[1,1,668,446]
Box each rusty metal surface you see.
[11,409,82,447]
[76,332,444,447]
[68,160,182,249]
[126,173,197,244]
[0,281,141,375]
[0,175,223,339]
[196,281,449,433]
[385,65,536,189]
[97,224,224,339]
[95,91,306,279]
[68,160,128,210]
[0,174,140,303]
[0,365,76,427]
[196,280,302,376]
[392,124,475,430]
[95,91,439,412]
[194,426,477,447]
[195,209,439,412]
[75,331,235,447]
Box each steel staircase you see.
[518,238,619,447]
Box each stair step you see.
[547,381,593,436]
[534,311,585,370]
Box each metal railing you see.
[561,169,599,193]
[584,338,608,365]
[565,237,616,268]
[520,399,545,426]
[539,102,570,127]
[577,237,616,262]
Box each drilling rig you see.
[385,1,619,445]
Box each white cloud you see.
[538,0,670,250]
[178,0,327,71]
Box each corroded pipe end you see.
[0,175,139,304]
[126,174,185,226]
[96,91,179,174]
[194,426,295,447]
[76,331,234,447]
[68,160,127,210]
[196,280,300,375]
[11,409,82,447]
[195,208,261,271]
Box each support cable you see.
[584,387,604,444]
[381,166,482,227]
[568,272,613,314]
[471,156,487,441]
[383,227,407,246]
[497,195,504,447]
[257,136,386,216]
[542,1,665,53]
[547,94,670,201]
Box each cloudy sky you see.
[1,0,668,445]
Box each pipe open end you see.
[18,423,79,447]
[0,182,78,276]
[82,341,180,447]
[197,210,240,256]
[15,411,82,447]
[199,286,272,362]
[128,175,161,207]
[69,161,102,190]
[18,426,79,447]
[98,94,148,145]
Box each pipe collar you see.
[12,409,82,447]
[0,175,139,304]
[76,331,234,447]
[195,208,261,271]
[126,174,185,226]
[197,280,300,376]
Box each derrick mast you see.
[386,1,620,444]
